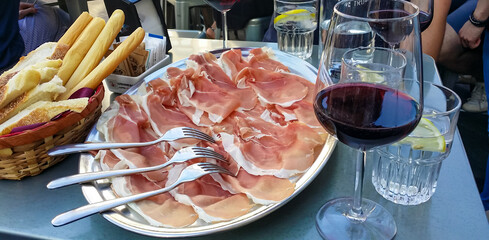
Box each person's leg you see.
[439,0,483,75]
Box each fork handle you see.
[46,162,170,189]
[47,141,155,156]
[51,182,178,227]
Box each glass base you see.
[316,197,396,239]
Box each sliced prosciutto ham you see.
[187,51,257,111]
[111,174,199,227]
[219,49,250,81]
[248,48,289,72]
[94,47,328,227]
[168,166,253,222]
[220,108,325,178]
[213,168,296,205]
[236,67,310,107]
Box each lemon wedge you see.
[274,9,316,25]
[356,65,385,83]
[397,118,446,153]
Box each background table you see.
[1,39,488,240]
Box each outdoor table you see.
[1,38,488,240]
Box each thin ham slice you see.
[219,49,250,81]
[213,168,295,205]
[236,67,310,107]
[111,174,198,227]
[168,165,253,223]
[220,109,325,178]
[248,48,289,72]
[188,52,257,111]
[176,69,241,124]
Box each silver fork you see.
[47,127,215,156]
[51,162,233,227]
[46,147,227,189]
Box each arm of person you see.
[459,0,489,49]
[18,2,36,19]
[422,0,452,61]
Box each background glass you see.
[204,0,237,49]
[315,0,422,239]
[372,82,461,205]
[409,0,434,32]
[274,0,318,59]
[341,47,407,87]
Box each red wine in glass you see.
[205,0,237,12]
[368,10,414,45]
[314,83,421,150]
[204,0,238,48]
[419,10,433,32]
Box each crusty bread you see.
[60,27,145,100]
[57,12,93,48]
[0,42,57,78]
[0,69,41,109]
[0,97,89,136]
[58,17,106,85]
[30,59,63,83]
[0,77,66,124]
[64,10,125,93]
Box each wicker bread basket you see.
[0,85,104,180]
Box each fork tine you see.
[182,127,215,143]
[197,162,234,176]
[192,147,227,162]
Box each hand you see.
[19,2,37,20]
[458,20,485,49]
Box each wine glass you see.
[409,0,434,32]
[315,0,422,239]
[204,0,237,49]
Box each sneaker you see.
[458,75,478,85]
[462,83,488,112]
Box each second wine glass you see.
[205,0,237,49]
[315,0,422,239]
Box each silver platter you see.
[79,48,337,238]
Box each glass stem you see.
[222,11,228,49]
[351,150,366,218]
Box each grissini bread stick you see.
[59,27,145,100]
[64,10,125,92]
[57,12,93,48]
[57,17,106,85]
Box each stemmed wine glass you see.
[409,0,434,32]
[315,0,422,239]
[204,0,237,49]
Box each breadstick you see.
[59,27,145,100]
[57,17,106,85]
[57,12,93,48]
[63,10,125,93]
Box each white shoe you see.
[462,83,488,112]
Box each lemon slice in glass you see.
[397,118,446,153]
[274,9,315,25]
[356,65,385,83]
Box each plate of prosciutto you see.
[79,47,337,237]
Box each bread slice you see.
[0,69,41,109]
[0,97,89,135]
[30,59,63,83]
[0,42,57,78]
[0,76,66,124]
